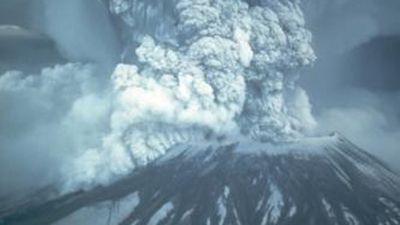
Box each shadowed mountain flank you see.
[1,134,399,225]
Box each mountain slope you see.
[1,134,400,225]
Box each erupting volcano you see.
[0,0,399,224]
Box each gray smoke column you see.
[0,0,317,193]
[63,0,316,190]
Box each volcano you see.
[1,133,399,225]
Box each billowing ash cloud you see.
[63,0,316,190]
[0,0,317,192]
[111,0,316,138]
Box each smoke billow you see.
[0,64,110,195]
[62,0,317,190]
[0,0,123,196]
[1,0,317,193]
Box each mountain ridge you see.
[1,134,400,225]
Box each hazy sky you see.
[301,0,400,171]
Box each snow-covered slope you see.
[1,134,399,225]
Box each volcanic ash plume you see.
[64,0,317,190]
[0,0,317,191]
[110,0,316,139]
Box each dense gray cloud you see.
[64,0,317,190]
[0,0,317,193]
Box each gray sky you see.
[301,0,400,171]
[0,0,33,27]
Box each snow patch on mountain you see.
[148,202,174,225]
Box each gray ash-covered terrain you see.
[1,133,400,225]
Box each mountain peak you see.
[1,136,399,225]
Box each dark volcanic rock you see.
[1,134,400,225]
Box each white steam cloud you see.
[0,64,110,195]
[0,0,317,192]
